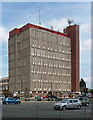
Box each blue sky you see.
[1,2,91,88]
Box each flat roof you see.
[9,23,68,38]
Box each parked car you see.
[53,99,82,110]
[55,96,62,101]
[0,95,5,99]
[13,96,20,99]
[2,97,21,104]
[43,95,48,99]
[79,97,90,106]
[35,95,41,101]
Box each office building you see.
[8,23,79,95]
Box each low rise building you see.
[0,77,9,93]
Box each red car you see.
[43,95,48,98]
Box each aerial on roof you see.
[9,23,68,38]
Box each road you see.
[1,101,92,119]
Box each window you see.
[73,100,78,103]
[31,48,34,55]
[34,82,36,88]
[38,58,40,64]
[41,50,42,56]
[32,39,34,45]
[69,100,73,103]
[43,41,45,48]
[33,56,34,64]
[53,52,55,58]
[43,50,45,57]
[35,57,37,64]
[35,49,36,56]
[46,51,47,57]
[41,58,42,65]
[40,82,42,88]
[37,49,40,56]
[33,74,34,80]
[48,42,49,48]
[38,40,40,48]
[59,46,61,52]
[35,40,36,47]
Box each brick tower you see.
[64,24,79,92]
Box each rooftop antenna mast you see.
[39,10,41,26]
[68,19,74,26]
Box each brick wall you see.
[64,25,79,92]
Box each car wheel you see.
[62,106,66,110]
[17,102,20,104]
[6,102,9,105]
[86,103,89,107]
[77,105,81,109]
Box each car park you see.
[53,99,82,110]
[2,97,21,104]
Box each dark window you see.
[79,98,83,100]
[43,91,47,93]
[8,98,12,100]
[73,100,78,103]
[69,100,73,103]
[38,91,42,93]
[32,91,36,93]
[85,98,88,100]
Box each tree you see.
[24,88,29,99]
[80,78,86,89]
[89,89,93,95]
[3,89,10,97]
[48,91,53,98]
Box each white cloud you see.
[0,26,8,44]
[84,77,92,89]
[81,23,91,35]
[0,76,2,79]
[80,39,91,52]
[48,18,68,32]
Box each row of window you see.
[32,40,70,51]
[33,81,71,90]
[17,40,29,51]
[30,28,70,46]
[31,67,71,76]
[32,56,71,67]
[31,46,71,57]
[17,30,30,43]
[0,80,8,84]
[18,58,27,67]
[32,73,71,82]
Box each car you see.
[79,97,90,106]
[55,96,62,101]
[2,97,21,104]
[43,95,48,98]
[53,99,82,110]
[13,96,20,99]
[0,95,5,99]
[35,95,41,101]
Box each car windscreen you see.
[60,99,68,103]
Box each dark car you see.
[79,97,90,106]
[14,96,20,99]
[2,97,21,104]
[35,95,41,101]
[55,96,62,101]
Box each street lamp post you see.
[19,80,23,99]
